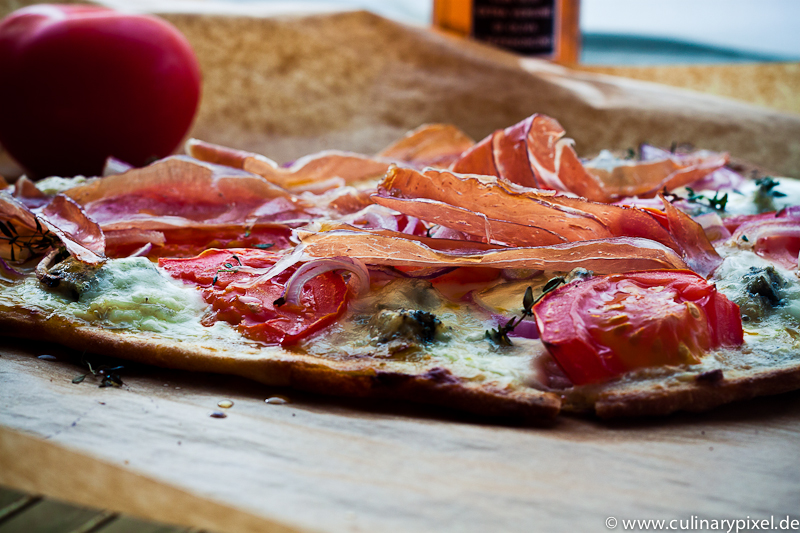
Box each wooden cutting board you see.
[2,338,799,533]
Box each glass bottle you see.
[432,0,581,64]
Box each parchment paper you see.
[0,2,799,178]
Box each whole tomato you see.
[0,4,201,178]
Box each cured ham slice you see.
[638,144,744,192]
[12,176,49,209]
[375,166,678,248]
[374,167,723,277]
[450,114,606,200]
[730,208,800,269]
[64,156,314,227]
[38,194,105,263]
[376,124,475,169]
[583,150,728,200]
[450,113,727,202]
[186,139,390,193]
[298,228,688,273]
[104,222,292,258]
[340,204,427,236]
[660,196,722,277]
[0,191,104,263]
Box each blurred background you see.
[223,0,800,64]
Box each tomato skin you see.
[0,4,201,178]
[533,270,743,386]
[159,249,349,346]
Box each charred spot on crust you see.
[371,368,459,389]
[422,367,459,384]
[372,371,413,388]
[409,310,441,343]
[695,369,724,383]
[739,266,786,322]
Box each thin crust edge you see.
[0,303,561,421]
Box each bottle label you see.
[471,0,556,56]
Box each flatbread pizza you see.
[2,113,799,421]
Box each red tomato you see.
[160,249,349,346]
[533,270,743,385]
[0,4,201,178]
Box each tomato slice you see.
[533,270,743,385]
[160,249,348,345]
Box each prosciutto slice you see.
[450,113,727,202]
[186,139,390,193]
[0,191,104,264]
[38,195,105,263]
[583,150,728,200]
[638,144,744,192]
[64,156,314,227]
[374,167,723,277]
[298,228,688,273]
[375,166,679,249]
[12,176,49,209]
[377,124,475,169]
[660,196,722,277]
[730,208,800,269]
[104,222,292,258]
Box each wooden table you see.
[2,337,799,533]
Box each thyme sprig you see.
[684,187,728,211]
[72,356,125,388]
[0,218,59,261]
[486,276,565,346]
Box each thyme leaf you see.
[212,254,245,285]
[685,187,728,211]
[0,216,60,262]
[486,278,565,347]
[79,355,125,388]
[0,221,13,239]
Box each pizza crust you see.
[0,302,562,421]
[593,365,800,418]
[7,292,800,421]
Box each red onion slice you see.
[508,319,540,339]
[0,258,25,280]
[127,242,153,258]
[488,313,539,339]
[279,256,370,306]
